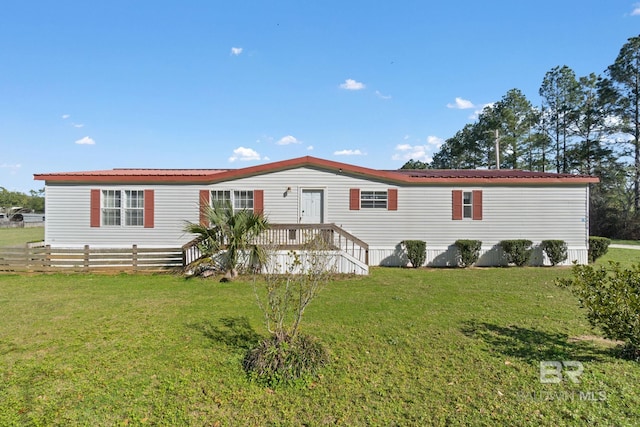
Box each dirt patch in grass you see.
[568,335,624,347]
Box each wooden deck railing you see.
[182,223,369,267]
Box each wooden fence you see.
[0,244,183,273]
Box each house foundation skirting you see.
[368,245,588,267]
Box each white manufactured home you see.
[34,156,598,273]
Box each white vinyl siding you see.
[45,185,201,248]
[43,166,591,265]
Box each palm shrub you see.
[557,262,640,360]
[541,240,568,266]
[402,240,426,268]
[183,201,269,279]
[454,240,482,267]
[588,236,611,263]
[499,239,533,266]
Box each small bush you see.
[588,236,611,263]
[454,240,482,267]
[402,240,426,268]
[557,262,640,359]
[499,239,533,266]
[541,240,568,266]
[243,334,330,387]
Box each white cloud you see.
[255,135,275,144]
[632,3,640,15]
[231,47,243,56]
[276,135,300,145]
[62,114,70,119]
[391,140,441,163]
[470,102,495,120]
[0,163,21,170]
[375,90,391,99]
[426,135,444,146]
[75,136,95,145]
[334,149,364,156]
[229,146,261,162]
[73,123,84,128]
[447,97,475,109]
[339,79,365,90]
[307,145,314,151]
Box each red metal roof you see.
[34,156,599,185]
[391,168,593,179]
[37,168,229,177]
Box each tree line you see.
[402,35,640,240]
[0,187,45,215]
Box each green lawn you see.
[598,247,640,269]
[0,227,43,247]
[1,259,639,425]
[1,228,638,425]
[612,239,640,246]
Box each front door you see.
[300,189,323,223]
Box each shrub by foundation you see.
[499,239,533,266]
[588,236,610,263]
[541,240,568,266]
[402,240,426,268]
[454,240,482,267]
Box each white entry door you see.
[301,189,323,223]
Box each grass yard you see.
[597,246,640,269]
[1,228,639,425]
[0,227,44,247]
[611,239,640,246]
[1,260,639,426]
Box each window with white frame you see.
[210,190,254,211]
[234,190,254,211]
[463,191,473,218]
[125,190,145,226]
[102,190,121,226]
[360,191,388,209]
[101,190,145,226]
[211,190,231,207]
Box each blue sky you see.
[1,1,639,192]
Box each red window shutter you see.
[472,190,483,220]
[349,188,360,210]
[254,190,264,215]
[388,188,398,211]
[199,190,210,226]
[144,189,155,228]
[452,190,463,220]
[90,189,101,227]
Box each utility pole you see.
[494,129,500,169]
[488,129,500,169]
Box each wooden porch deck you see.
[182,223,369,274]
